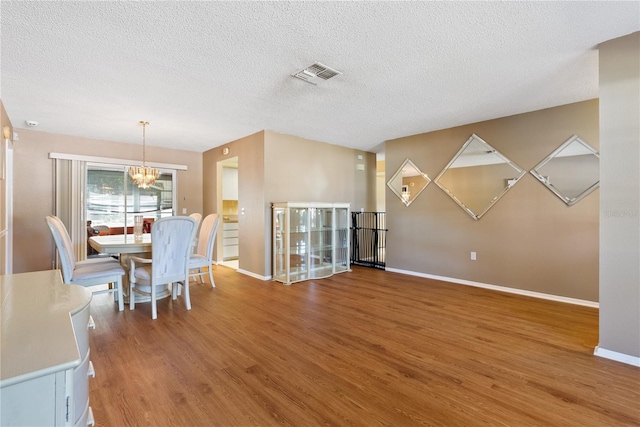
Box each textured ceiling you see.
[1,1,638,153]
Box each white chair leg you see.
[209,267,215,288]
[151,281,157,320]
[117,277,124,312]
[183,281,191,311]
[129,279,136,311]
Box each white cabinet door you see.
[0,372,63,426]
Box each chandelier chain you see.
[140,120,149,166]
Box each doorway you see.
[217,157,239,270]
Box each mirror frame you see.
[434,134,526,220]
[386,158,431,207]
[529,134,599,206]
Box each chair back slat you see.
[196,213,220,258]
[151,216,198,284]
[45,216,76,282]
[189,213,202,231]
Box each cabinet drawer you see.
[224,237,239,246]
[74,349,92,425]
[223,229,239,238]
[223,222,239,231]
[75,404,93,427]
[71,303,92,358]
[224,246,239,258]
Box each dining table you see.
[88,234,170,303]
[88,233,152,255]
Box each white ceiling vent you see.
[291,62,342,85]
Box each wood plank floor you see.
[88,266,640,426]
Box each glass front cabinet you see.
[272,202,350,284]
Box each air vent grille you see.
[292,62,342,85]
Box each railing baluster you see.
[350,212,387,269]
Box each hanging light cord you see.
[129,120,158,189]
[140,120,149,167]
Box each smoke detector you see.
[291,62,341,86]
[25,120,39,127]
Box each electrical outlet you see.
[470,251,477,261]
[182,208,187,214]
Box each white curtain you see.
[54,158,87,264]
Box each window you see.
[86,164,175,231]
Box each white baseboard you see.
[594,346,640,367]
[237,269,271,281]
[214,260,270,281]
[385,267,599,308]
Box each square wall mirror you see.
[530,135,599,206]
[434,134,525,220]
[387,159,431,207]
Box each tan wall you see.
[12,129,202,273]
[385,99,600,301]
[598,32,640,358]
[203,131,266,275]
[264,130,375,209]
[377,159,386,212]
[203,130,377,278]
[264,130,376,276]
[0,101,12,274]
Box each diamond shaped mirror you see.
[530,135,599,206]
[434,134,525,220]
[387,159,431,207]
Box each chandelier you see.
[129,120,159,189]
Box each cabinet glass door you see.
[334,207,349,273]
[273,207,286,282]
[309,208,333,279]
[289,208,309,282]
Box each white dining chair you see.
[128,216,198,320]
[189,213,220,287]
[188,212,202,227]
[45,215,125,311]
[189,212,202,236]
[188,212,203,251]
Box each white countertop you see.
[0,270,92,387]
